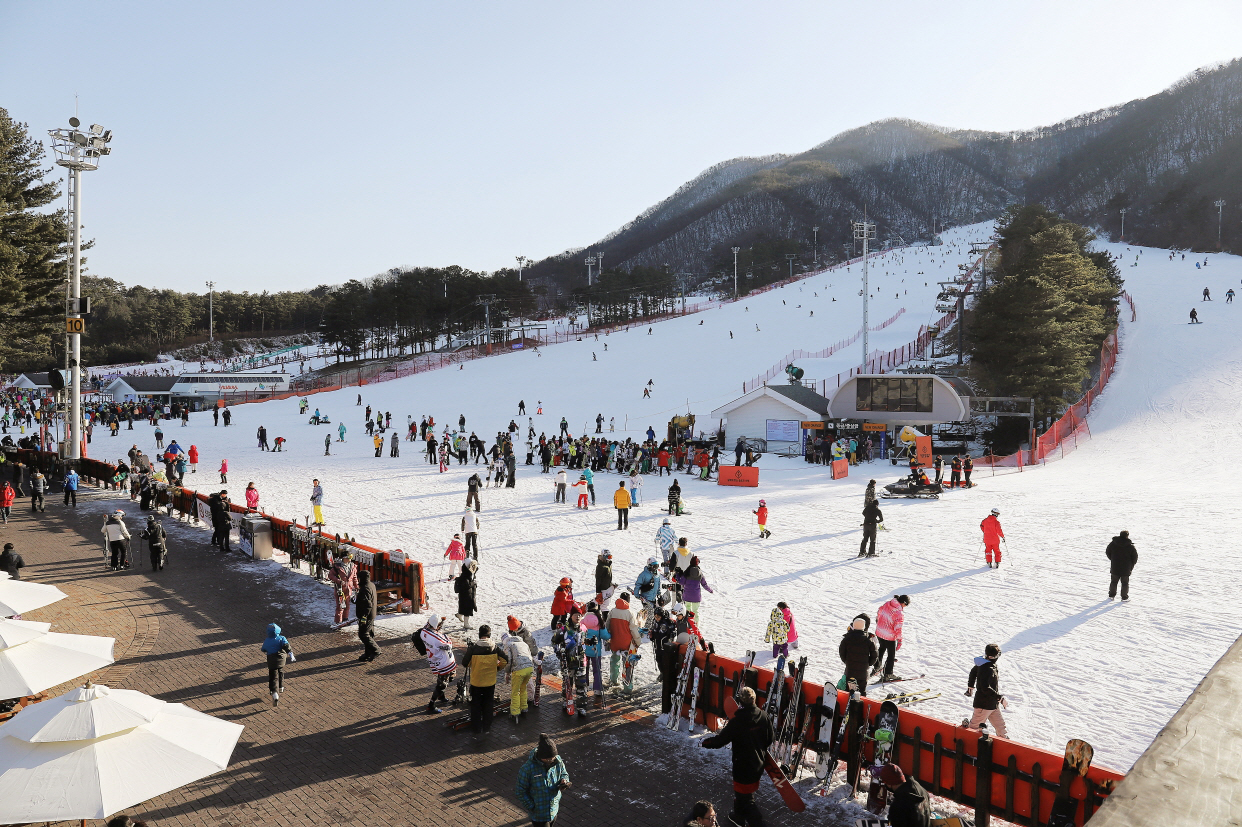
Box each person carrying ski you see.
[765,606,790,660]
[965,643,1007,737]
[1106,529,1138,601]
[328,551,359,625]
[550,577,574,630]
[515,734,572,824]
[839,616,878,695]
[700,686,775,827]
[753,499,770,539]
[873,595,909,680]
[655,518,677,572]
[260,622,295,708]
[860,499,884,557]
[980,508,1004,568]
[600,583,633,657]
[418,614,456,714]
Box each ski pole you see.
[1002,537,1010,566]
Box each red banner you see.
[831,458,849,479]
[717,465,759,487]
[915,435,933,468]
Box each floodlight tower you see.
[731,247,741,298]
[1119,208,1128,242]
[853,216,876,368]
[585,255,595,287]
[206,281,215,341]
[47,117,112,462]
[596,251,604,279]
[1215,200,1226,249]
[515,255,528,281]
[812,226,819,266]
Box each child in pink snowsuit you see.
[444,533,467,580]
[219,459,228,483]
[780,601,799,650]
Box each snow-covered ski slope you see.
[150,225,1242,770]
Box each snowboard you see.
[621,648,640,696]
[1047,738,1094,827]
[724,650,756,717]
[865,700,901,814]
[763,753,807,812]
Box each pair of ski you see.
[665,642,712,732]
[769,655,809,777]
[760,654,808,813]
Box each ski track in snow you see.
[103,225,1242,771]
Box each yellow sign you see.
[862,423,886,432]
[800,421,825,429]
[65,317,85,334]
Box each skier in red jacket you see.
[550,577,575,630]
[980,508,1005,568]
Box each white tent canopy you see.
[0,577,67,617]
[0,683,244,822]
[0,618,115,698]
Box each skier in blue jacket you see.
[261,623,295,707]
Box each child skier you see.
[260,622,295,707]
[218,458,228,484]
[980,508,1005,568]
[964,643,1008,737]
[753,499,770,539]
[572,474,590,509]
[550,577,575,630]
[779,601,798,651]
[443,533,467,581]
[765,606,790,660]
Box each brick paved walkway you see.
[1,489,860,827]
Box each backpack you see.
[412,630,428,657]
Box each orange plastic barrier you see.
[717,465,759,486]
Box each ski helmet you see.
[990,508,1000,516]
[984,643,1002,658]
[759,499,766,506]
[559,577,572,587]
[647,557,658,566]
[663,518,670,525]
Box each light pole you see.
[1215,200,1226,249]
[585,255,596,287]
[596,251,604,279]
[853,216,876,368]
[812,227,819,266]
[731,247,741,299]
[1119,208,1127,242]
[205,281,215,342]
[515,255,527,281]
[786,253,797,281]
[47,117,112,462]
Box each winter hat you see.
[581,613,599,630]
[879,763,906,786]
[358,569,371,583]
[662,518,670,525]
[1120,530,1129,538]
[426,614,441,629]
[690,556,700,566]
[985,643,1002,659]
[507,615,520,632]
[537,733,558,758]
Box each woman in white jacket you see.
[102,510,131,570]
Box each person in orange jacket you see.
[550,577,575,630]
[980,508,1005,568]
[753,499,770,539]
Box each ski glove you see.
[964,688,973,697]
[289,654,296,663]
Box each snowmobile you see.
[881,476,942,499]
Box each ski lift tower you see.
[47,117,113,462]
[853,217,876,367]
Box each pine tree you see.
[0,108,67,371]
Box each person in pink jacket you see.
[219,458,228,484]
[779,601,799,651]
[443,533,467,580]
[873,594,909,680]
[244,482,260,511]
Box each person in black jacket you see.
[965,642,1007,737]
[839,617,878,695]
[140,516,168,571]
[454,559,478,631]
[1106,530,1138,601]
[0,543,25,580]
[466,472,482,512]
[879,763,932,827]
[701,687,774,827]
[355,569,379,662]
[859,500,884,557]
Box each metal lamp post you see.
[813,226,819,266]
[1119,208,1127,242]
[853,217,876,368]
[731,247,741,299]
[585,255,595,287]
[47,117,112,462]
[1215,200,1226,249]
[205,281,215,342]
[515,255,527,281]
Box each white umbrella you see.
[0,683,244,822]
[0,618,115,698]
[0,577,67,616]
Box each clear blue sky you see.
[3,1,1240,292]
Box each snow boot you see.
[271,691,279,707]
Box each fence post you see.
[975,732,993,827]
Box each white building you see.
[826,374,969,426]
[710,384,831,454]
